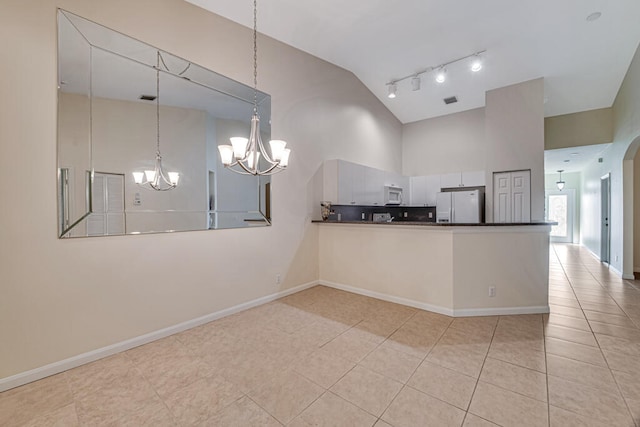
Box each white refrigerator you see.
[436,190,483,223]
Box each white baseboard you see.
[320,280,549,317]
[0,280,319,393]
[320,280,454,316]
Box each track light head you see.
[411,76,421,91]
[435,67,446,83]
[470,55,483,72]
[388,83,397,98]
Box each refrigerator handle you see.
[451,207,454,223]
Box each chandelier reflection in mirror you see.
[132,51,180,190]
[217,0,291,175]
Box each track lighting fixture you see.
[411,76,421,91]
[384,49,486,98]
[388,83,397,98]
[470,55,483,72]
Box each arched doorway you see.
[624,135,640,279]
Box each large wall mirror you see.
[57,10,271,238]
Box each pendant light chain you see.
[253,0,258,113]
[156,51,161,158]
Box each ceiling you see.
[544,143,611,174]
[185,0,640,124]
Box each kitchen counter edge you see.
[312,220,557,227]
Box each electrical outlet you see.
[488,286,496,297]
[428,212,433,218]
[404,212,408,218]
[276,274,281,285]
[361,212,365,220]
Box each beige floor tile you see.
[0,374,73,427]
[602,349,640,374]
[199,396,280,427]
[137,354,216,398]
[215,350,285,394]
[374,420,393,427]
[449,316,498,339]
[322,332,378,363]
[589,321,640,341]
[163,375,243,426]
[425,342,488,378]
[292,318,352,348]
[463,413,500,426]
[579,301,627,315]
[21,403,79,427]
[549,304,585,319]
[125,336,190,365]
[468,381,548,427]
[359,345,422,383]
[544,337,607,366]
[479,357,547,402]
[116,399,177,427]
[595,333,640,357]
[549,405,614,427]
[544,323,598,346]
[548,375,633,426]
[74,367,159,426]
[248,370,323,424]
[625,397,640,427]
[547,354,619,394]
[545,313,591,331]
[293,348,355,389]
[380,327,440,359]
[65,354,136,399]
[289,391,377,427]
[548,296,581,308]
[351,318,402,344]
[407,361,477,410]
[611,369,640,400]
[330,365,402,417]
[487,341,546,372]
[382,386,465,427]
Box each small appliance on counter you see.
[372,213,393,223]
[384,185,403,205]
[436,189,484,223]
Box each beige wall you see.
[544,108,613,150]
[318,224,550,315]
[0,0,402,380]
[635,149,640,273]
[402,108,486,176]
[485,78,545,221]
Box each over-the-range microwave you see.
[384,185,403,205]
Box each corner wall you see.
[0,0,402,380]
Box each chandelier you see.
[217,0,291,175]
[556,170,565,191]
[132,51,180,191]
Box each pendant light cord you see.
[156,51,161,158]
[253,0,258,113]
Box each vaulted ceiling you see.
[186,0,640,124]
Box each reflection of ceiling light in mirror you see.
[132,51,179,191]
[217,0,290,176]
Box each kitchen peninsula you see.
[315,220,552,317]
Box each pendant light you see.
[217,0,290,175]
[556,170,565,191]
[132,51,180,191]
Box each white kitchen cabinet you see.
[440,170,485,188]
[365,167,385,205]
[337,160,365,205]
[410,174,441,206]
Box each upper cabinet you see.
[440,171,486,188]
[410,175,441,206]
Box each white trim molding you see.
[0,280,319,393]
[320,280,549,317]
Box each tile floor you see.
[2,244,640,426]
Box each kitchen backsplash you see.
[325,205,436,222]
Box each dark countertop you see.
[312,220,557,226]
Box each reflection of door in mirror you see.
[87,172,125,236]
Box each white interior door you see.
[511,170,531,222]
[493,172,511,222]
